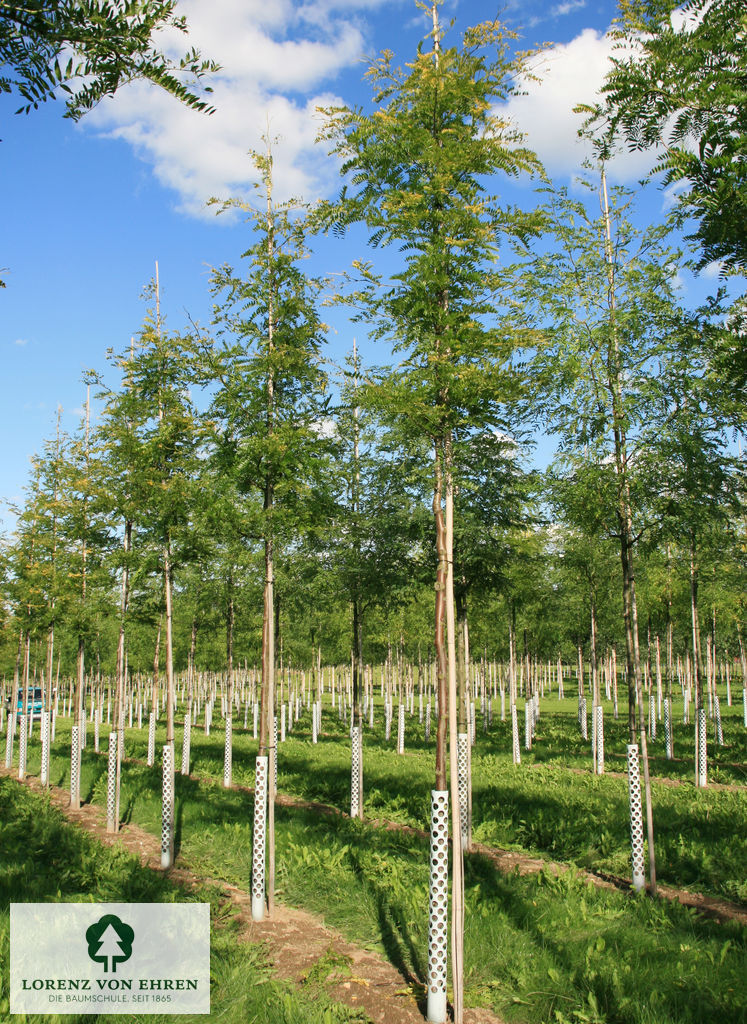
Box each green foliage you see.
[591,0,747,274]
[1,0,218,120]
[318,10,541,446]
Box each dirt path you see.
[1,767,502,1024]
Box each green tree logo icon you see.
[86,914,135,973]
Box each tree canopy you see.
[1,0,217,119]
[590,0,747,274]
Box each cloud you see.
[85,0,397,215]
[551,0,586,16]
[502,29,657,182]
[14,338,28,346]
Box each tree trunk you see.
[433,444,448,791]
[444,433,464,1024]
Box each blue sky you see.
[0,0,731,531]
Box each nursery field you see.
[3,688,746,1024]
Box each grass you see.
[0,776,369,1024]
[6,690,747,1024]
[82,693,745,904]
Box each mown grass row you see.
[12,695,747,902]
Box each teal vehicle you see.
[12,686,44,718]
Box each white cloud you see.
[502,29,658,182]
[85,0,392,215]
[701,261,726,280]
[14,338,28,346]
[551,0,586,16]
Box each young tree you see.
[122,270,200,866]
[318,6,540,1018]
[508,172,695,895]
[206,142,329,921]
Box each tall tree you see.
[509,172,695,894]
[318,5,539,1018]
[123,270,199,866]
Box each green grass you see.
[7,699,747,1024]
[16,694,747,903]
[5,693,747,1024]
[0,777,369,1024]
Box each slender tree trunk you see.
[433,444,448,791]
[71,389,90,810]
[444,433,464,1024]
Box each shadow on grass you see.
[0,776,176,908]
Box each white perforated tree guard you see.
[697,708,707,787]
[181,712,191,775]
[511,702,521,765]
[312,701,318,743]
[18,714,27,780]
[580,697,588,740]
[425,700,431,741]
[350,725,363,818]
[457,732,470,848]
[70,725,81,808]
[627,744,645,892]
[137,703,142,729]
[385,701,392,742]
[664,697,673,759]
[281,703,286,742]
[252,754,268,920]
[595,705,604,774]
[94,713,100,752]
[500,690,505,721]
[426,789,448,1024]
[397,703,405,754]
[147,711,156,767]
[40,711,50,785]
[223,715,233,788]
[524,701,532,751]
[161,741,175,869]
[649,694,656,740]
[106,731,118,833]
